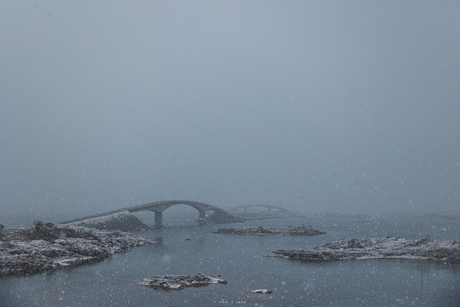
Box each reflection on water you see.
[0,216,459,307]
[153,237,163,245]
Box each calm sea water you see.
[1,214,459,307]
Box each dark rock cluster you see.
[139,273,227,290]
[214,225,326,236]
[0,223,154,277]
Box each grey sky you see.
[1,0,459,216]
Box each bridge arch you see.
[127,200,239,227]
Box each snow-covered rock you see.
[250,289,273,294]
[214,225,325,236]
[64,211,149,232]
[270,237,460,263]
[0,224,154,277]
[139,273,227,290]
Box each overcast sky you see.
[1,0,459,217]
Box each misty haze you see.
[1,1,459,306]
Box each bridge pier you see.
[196,209,206,225]
[154,211,163,227]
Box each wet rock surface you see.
[271,237,460,263]
[214,225,326,236]
[139,273,227,290]
[0,223,153,277]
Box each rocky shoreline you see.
[214,225,326,236]
[0,222,154,277]
[139,273,227,290]
[270,237,460,263]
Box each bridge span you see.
[60,200,243,227]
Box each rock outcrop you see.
[214,225,326,236]
[0,223,153,277]
[271,237,460,263]
[64,211,150,232]
[139,273,227,290]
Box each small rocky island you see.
[214,225,326,236]
[270,237,460,263]
[0,221,153,277]
[139,273,227,290]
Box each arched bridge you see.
[230,204,298,218]
[61,200,243,227]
